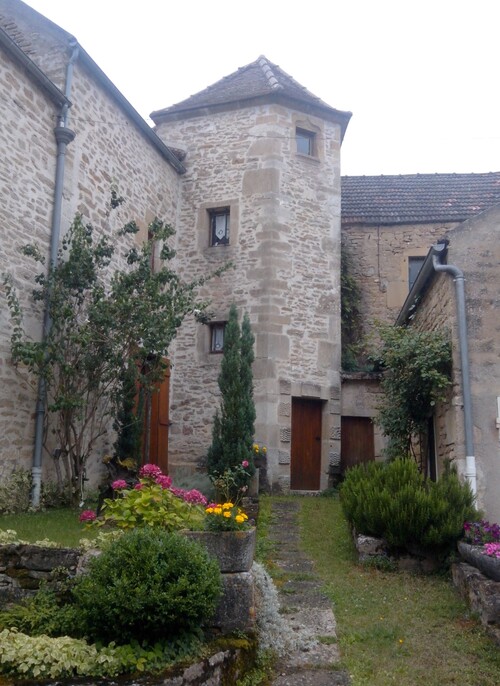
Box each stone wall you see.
[156,104,342,490]
[0,4,182,488]
[410,205,500,520]
[342,220,459,335]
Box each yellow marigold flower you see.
[223,511,231,518]
[205,507,214,513]
[222,502,234,510]
[262,446,267,453]
[235,515,244,524]
[214,507,222,515]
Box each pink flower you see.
[134,482,144,490]
[139,464,163,479]
[79,509,96,522]
[242,460,249,468]
[155,474,172,489]
[111,479,128,490]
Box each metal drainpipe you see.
[432,252,477,496]
[31,42,78,508]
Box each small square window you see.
[209,208,230,246]
[209,322,226,353]
[408,256,426,290]
[296,128,316,156]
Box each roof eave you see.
[75,46,185,174]
[0,26,69,108]
[151,92,352,138]
[395,242,448,326]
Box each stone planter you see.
[458,541,500,582]
[183,528,256,573]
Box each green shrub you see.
[340,459,477,551]
[0,468,71,513]
[73,527,222,644]
[0,584,80,637]
[0,628,202,680]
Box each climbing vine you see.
[340,240,363,370]
[373,324,452,467]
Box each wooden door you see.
[290,398,322,490]
[340,416,374,471]
[141,362,170,472]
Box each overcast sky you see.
[22,0,500,176]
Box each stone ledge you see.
[452,561,500,645]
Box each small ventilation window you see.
[408,256,426,290]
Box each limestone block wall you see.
[342,221,458,334]
[411,205,500,520]
[0,44,58,481]
[0,10,182,487]
[156,103,342,489]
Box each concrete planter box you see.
[458,542,500,582]
[183,528,256,573]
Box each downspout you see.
[432,246,477,496]
[31,41,78,508]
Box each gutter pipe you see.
[431,249,477,496]
[31,42,78,508]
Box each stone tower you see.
[152,56,351,491]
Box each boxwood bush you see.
[340,459,478,551]
[73,527,222,644]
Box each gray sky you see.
[23,0,500,176]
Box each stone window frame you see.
[293,116,323,162]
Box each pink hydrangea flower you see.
[242,460,249,468]
[183,489,208,506]
[139,464,163,479]
[79,509,96,522]
[111,479,128,490]
[155,474,172,489]
[134,482,144,490]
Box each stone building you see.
[0,0,183,489]
[2,0,500,516]
[152,56,351,492]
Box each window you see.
[296,127,316,156]
[408,256,425,290]
[209,208,230,246]
[209,322,226,353]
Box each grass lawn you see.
[299,496,500,686]
[0,508,94,548]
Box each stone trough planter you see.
[183,528,256,572]
[457,541,500,582]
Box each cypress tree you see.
[207,305,256,489]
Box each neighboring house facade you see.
[2,1,500,518]
[394,204,500,522]
[340,174,500,521]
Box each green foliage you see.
[0,628,202,680]
[0,584,80,637]
[73,528,222,644]
[113,362,142,463]
[340,459,477,551]
[373,324,452,461]
[97,479,205,531]
[341,240,363,370]
[0,468,70,514]
[4,204,226,504]
[207,305,256,495]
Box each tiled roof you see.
[151,56,351,131]
[341,173,500,225]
